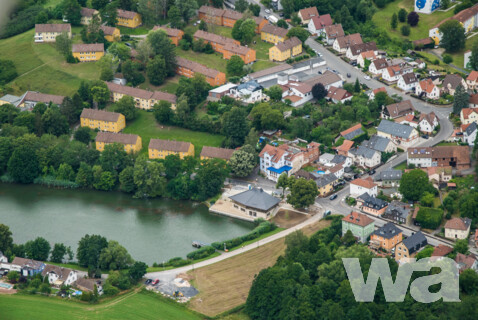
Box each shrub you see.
[186,246,216,260]
[401,25,410,36]
[211,221,277,250]
[415,207,443,229]
[443,54,453,64]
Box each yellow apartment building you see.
[72,43,104,62]
[95,132,142,153]
[34,24,71,43]
[100,25,120,42]
[200,146,235,161]
[105,82,177,110]
[80,108,125,133]
[116,9,142,28]
[149,139,194,159]
[269,37,302,62]
[80,7,99,25]
[260,24,288,44]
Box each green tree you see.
[108,42,131,61]
[0,224,13,254]
[443,54,453,64]
[454,239,469,254]
[35,10,49,24]
[119,166,136,193]
[99,240,133,270]
[235,0,248,12]
[401,25,410,36]
[227,55,245,76]
[147,55,167,85]
[281,0,294,18]
[232,18,244,41]
[8,145,40,183]
[100,66,114,81]
[133,156,166,198]
[277,19,288,29]
[312,83,327,100]
[175,0,197,22]
[153,101,173,124]
[453,85,469,114]
[0,59,18,85]
[101,1,118,26]
[77,234,108,268]
[239,19,256,44]
[100,143,131,173]
[391,13,398,30]
[168,6,183,29]
[147,30,177,76]
[398,169,435,201]
[113,96,137,121]
[94,170,116,191]
[439,19,466,52]
[56,163,75,181]
[121,60,144,86]
[76,162,94,187]
[459,269,478,294]
[198,20,208,31]
[222,107,249,147]
[40,283,51,294]
[50,243,68,263]
[135,39,153,65]
[63,0,82,25]
[163,154,181,179]
[287,178,319,209]
[469,39,478,70]
[354,78,361,93]
[42,106,69,136]
[60,93,83,125]
[90,81,111,108]
[229,148,256,177]
[407,11,419,26]
[276,173,290,197]
[13,112,36,132]
[267,85,283,101]
[137,0,163,26]
[55,32,72,56]
[74,127,92,144]
[420,191,435,207]
[342,230,356,246]
[194,159,229,201]
[128,261,148,282]
[7,271,19,283]
[398,8,407,22]
[286,27,309,43]
[25,237,51,261]
[249,3,260,16]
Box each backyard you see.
[122,110,225,157]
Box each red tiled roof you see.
[327,86,352,101]
[324,24,344,39]
[373,87,386,95]
[467,70,478,82]
[149,139,191,152]
[340,123,362,137]
[275,37,302,52]
[72,43,104,53]
[176,57,221,79]
[81,7,97,17]
[431,244,453,257]
[419,79,436,93]
[461,108,478,120]
[35,24,71,33]
[337,140,354,152]
[23,91,65,105]
[100,25,118,36]
[96,132,140,145]
[310,14,333,29]
[200,146,235,160]
[299,7,319,20]
[351,177,376,189]
[117,9,138,19]
[342,211,374,227]
[261,24,288,38]
[445,218,470,231]
[469,93,478,105]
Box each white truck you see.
[268,15,278,24]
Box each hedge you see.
[186,245,216,260]
[415,207,443,229]
[210,220,277,250]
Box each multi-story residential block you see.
[298,7,319,24]
[418,112,439,134]
[397,73,418,91]
[194,30,256,63]
[80,7,99,25]
[95,132,142,153]
[223,43,256,64]
[198,6,268,33]
[377,120,419,149]
[307,14,333,36]
[200,146,235,161]
[342,211,375,243]
[460,107,478,125]
[80,108,125,133]
[356,193,388,216]
[106,82,177,109]
[116,9,142,28]
[176,57,226,86]
[72,43,104,62]
[198,6,225,25]
[395,231,427,262]
[269,37,302,62]
[382,201,412,224]
[332,33,362,53]
[152,26,184,45]
[345,42,377,61]
[323,24,344,45]
[382,100,415,119]
[34,24,71,43]
[445,217,472,240]
[261,24,288,44]
[148,139,194,159]
[100,25,120,42]
[259,143,320,181]
[407,146,471,169]
[416,79,440,100]
[370,222,403,252]
[350,177,378,198]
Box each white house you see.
[397,73,418,91]
[308,14,333,36]
[407,147,433,167]
[361,135,397,153]
[416,79,440,100]
[357,51,376,68]
[461,108,478,125]
[345,42,377,61]
[350,177,378,198]
[41,265,78,286]
[326,86,353,104]
[463,122,478,145]
[418,112,439,134]
[348,146,381,169]
[332,33,363,53]
[319,153,335,166]
[280,81,313,107]
[466,70,478,90]
[444,217,472,240]
[369,58,389,75]
[415,0,441,14]
[323,24,344,45]
[382,65,413,83]
[229,80,264,103]
[377,120,419,149]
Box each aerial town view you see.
[1,0,478,319]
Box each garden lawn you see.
[118,26,151,35]
[123,110,225,157]
[372,0,456,41]
[175,48,228,74]
[0,290,203,320]
[139,76,181,94]
[393,161,408,171]
[0,29,100,96]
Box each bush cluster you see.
[211,221,276,250]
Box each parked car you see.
[346,73,351,78]
[332,69,338,74]
[364,75,371,80]
[330,194,338,200]
[324,210,331,216]
[152,279,159,285]
[280,12,284,17]
[369,169,376,175]
[422,134,429,139]
[265,9,271,14]
[145,279,152,285]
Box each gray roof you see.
[320,153,335,162]
[401,231,427,253]
[350,146,378,159]
[315,173,337,187]
[237,80,263,92]
[361,135,391,152]
[248,64,292,80]
[372,222,402,239]
[0,94,22,106]
[465,122,477,135]
[377,120,414,139]
[343,128,364,140]
[229,188,280,211]
[384,201,410,220]
[357,192,388,210]
[374,169,402,182]
[331,155,347,164]
[292,57,325,69]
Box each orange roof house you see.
[152,26,184,46]
[337,140,354,156]
[298,7,319,24]
[193,30,255,63]
[176,57,226,86]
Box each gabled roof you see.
[229,187,280,211]
[315,173,337,187]
[152,26,183,37]
[176,57,221,79]
[469,93,478,104]
[385,100,415,118]
[324,24,344,39]
[377,120,414,139]
[360,50,376,60]
[41,265,74,280]
[261,24,288,38]
[431,244,453,257]
[465,122,478,135]
[331,154,347,164]
[342,211,374,227]
[224,42,254,56]
[335,33,363,49]
[305,71,342,87]
[401,231,427,251]
[12,257,44,269]
[194,30,237,46]
[467,70,478,82]
[149,139,191,152]
[310,14,333,30]
[371,58,389,70]
[248,64,292,80]
[100,25,118,36]
[81,7,97,17]
[337,140,354,152]
[72,43,104,53]
[442,74,464,91]
[444,217,472,231]
[223,9,242,20]
[357,193,388,210]
[419,112,438,126]
[418,79,436,93]
[198,5,225,17]
[351,177,376,189]
[327,86,352,102]
[96,132,140,145]
[275,37,302,52]
[455,253,477,271]
[373,222,402,239]
[374,169,402,181]
[200,146,235,160]
[372,87,387,95]
[340,124,363,140]
[22,91,65,105]
[401,72,418,85]
[384,201,411,220]
[350,145,379,159]
[35,24,71,33]
[434,3,478,28]
[105,82,176,104]
[116,9,139,19]
[299,7,319,20]
[349,42,377,56]
[461,107,478,120]
[361,135,392,152]
[80,108,121,122]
